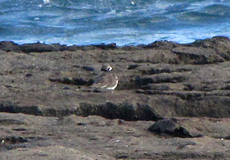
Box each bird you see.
[91,64,118,91]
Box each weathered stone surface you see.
[0,36,230,159]
[172,46,225,64]
[0,39,229,119]
[0,113,230,159]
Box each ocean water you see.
[0,0,230,46]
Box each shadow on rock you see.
[78,102,163,121]
[148,118,203,138]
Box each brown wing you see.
[91,72,118,89]
[91,72,109,89]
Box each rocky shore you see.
[0,36,230,159]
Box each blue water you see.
[0,0,230,46]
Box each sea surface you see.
[0,0,230,46]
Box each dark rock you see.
[134,103,163,120]
[2,136,27,144]
[49,77,90,86]
[25,73,32,77]
[77,122,87,126]
[221,85,230,90]
[82,66,95,71]
[140,67,171,75]
[61,77,73,84]
[65,45,80,51]
[65,43,117,51]
[81,45,98,51]
[11,128,27,131]
[172,46,225,64]
[63,86,70,90]
[141,84,170,91]
[92,88,103,93]
[128,64,139,70]
[0,103,43,116]
[191,36,230,59]
[114,154,129,159]
[183,84,195,91]
[171,92,204,101]
[72,77,90,85]
[135,89,145,94]
[0,119,25,125]
[0,41,20,52]
[144,40,179,49]
[139,65,192,75]
[76,102,162,121]
[95,43,117,49]
[191,36,230,60]
[20,42,59,53]
[137,75,186,85]
[148,118,194,138]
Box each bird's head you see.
[101,64,112,72]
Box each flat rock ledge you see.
[0,36,230,159]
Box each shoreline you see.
[0,36,228,53]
